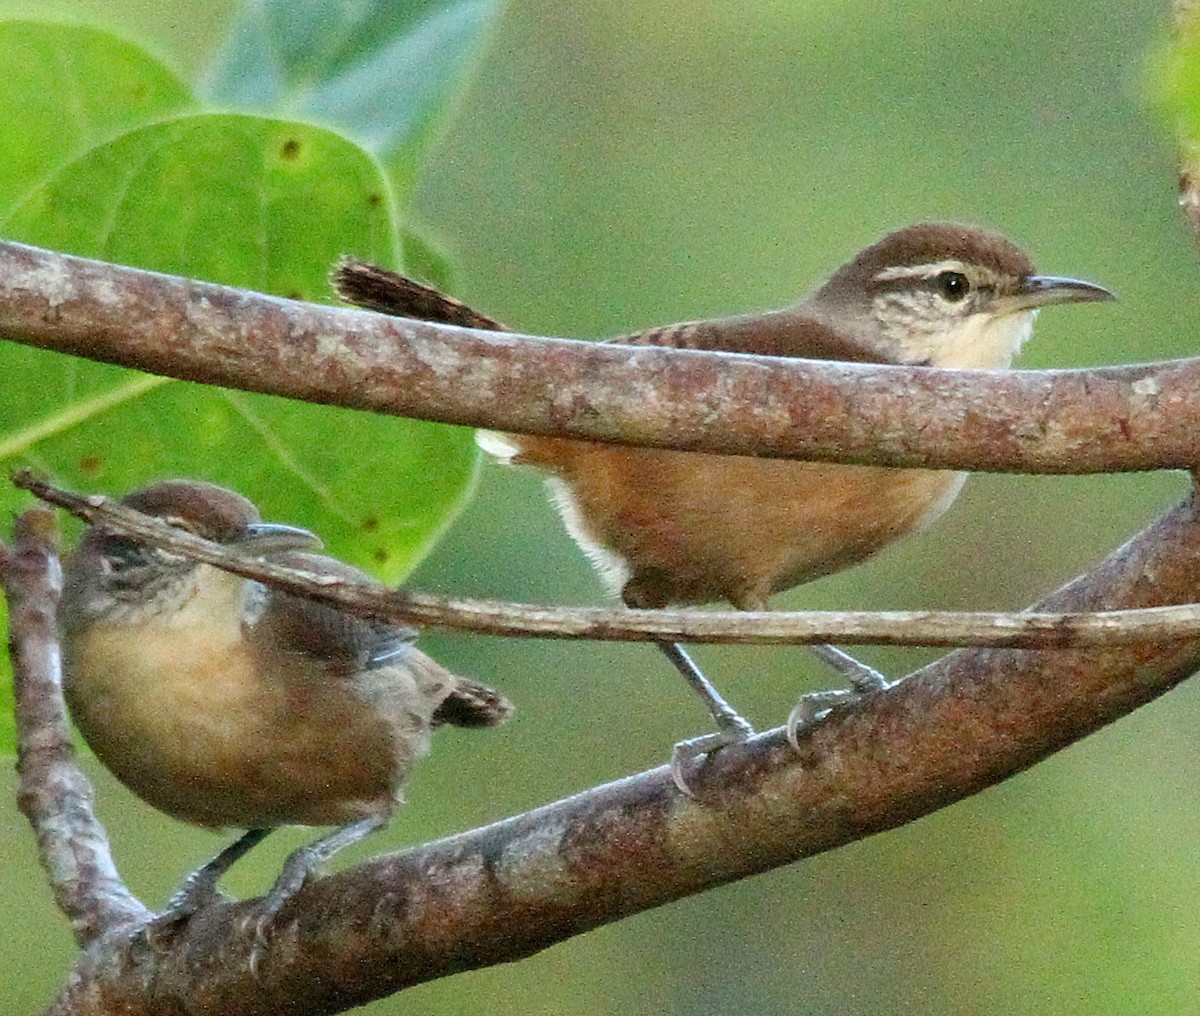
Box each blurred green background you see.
[3,1,1200,1013]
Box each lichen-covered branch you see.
[0,509,150,951]
[0,240,1197,474]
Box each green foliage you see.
[204,0,504,199]
[0,6,506,752]
[0,21,192,211]
[1147,17,1200,145]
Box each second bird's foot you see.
[787,644,895,748]
[245,851,320,976]
[163,875,232,919]
[808,644,892,695]
[139,874,234,950]
[669,713,755,797]
[786,680,896,750]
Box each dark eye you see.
[98,537,161,582]
[937,271,970,302]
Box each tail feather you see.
[331,257,507,331]
[332,257,535,467]
[434,677,515,728]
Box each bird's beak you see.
[1008,275,1115,311]
[234,522,323,553]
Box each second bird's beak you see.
[234,522,323,553]
[1009,275,1115,311]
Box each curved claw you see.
[785,688,859,749]
[787,646,897,748]
[245,815,387,976]
[669,719,754,798]
[246,846,321,976]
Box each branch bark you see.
[0,509,150,950]
[34,480,1200,1015]
[0,239,1197,474]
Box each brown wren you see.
[59,480,512,929]
[333,222,1112,785]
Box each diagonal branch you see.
[17,471,1200,651]
[0,239,1197,474]
[42,480,1200,1015]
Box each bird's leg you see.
[658,640,755,795]
[248,815,387,970]
[810,644,892,694]
[139,828,275,949]
[787,644,894,748]
[164,828,274,917]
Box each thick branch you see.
[45,483,1200,1015]
[0,509,150,950]
[0,240,1197,473]
[18,472,1200,651]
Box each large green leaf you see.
[0,21,191,752]
[1,110,478,575]
[0,112,480,750]
[203,0,504,193]
[0,20,191,215]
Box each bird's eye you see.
[100,537,161,579]
[937,271,970,302]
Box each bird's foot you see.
[245,849,317,976]
[808,644,892,695]
[787,645,894,749]
[163,869,233,918]
[140,830,275,950]
[246,817,385,975]
[669,712,755,798]
[139,881,234,951]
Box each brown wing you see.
[248,551,419,678]
[615,309,886,363]
[331,256,881,364]
[254,549,513,726]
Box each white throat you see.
[913,309,1036,370]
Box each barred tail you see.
[434,676,514,728]
[331,257,507,331]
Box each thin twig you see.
[0,239,1197,474]
[16,470,1200,651]
[0,507,149,949]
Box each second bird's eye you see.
[937,271,970,302]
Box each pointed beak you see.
[234,522,323,553]
[1009,275,1115,311]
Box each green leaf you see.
[0,22,190,755]
[1,111,478,577]
[1146,20,1200,146]
[0,20,191,216]
[203,0,503,179]
[401,225,455,289]
[0,113,480,755]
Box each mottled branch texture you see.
[0,239,1198,474]
[17,472,1200,652]
[0,509,150,948]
